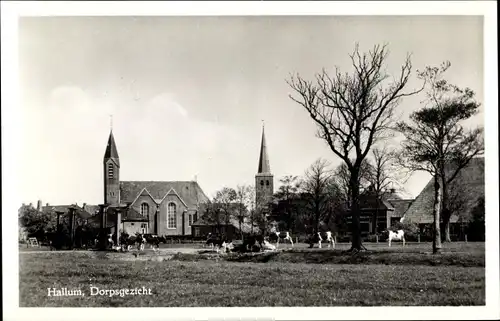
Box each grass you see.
[19,242,485,307]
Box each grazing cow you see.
[310,231,335,249]
[387,229,405,247]
[119,233,138,251]
[243,235,265,252]
[269,227,294,248]
[205,233,232,253]
[143,234,161,251]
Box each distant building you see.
[401,157,484,239]
[355,188,414,235]
[255,124,274,214]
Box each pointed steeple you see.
[257,123,271,174]
[104,130,120,166]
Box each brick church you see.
[102,130,210,236]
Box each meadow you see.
[19,242,485,307]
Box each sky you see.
[18,15,484,206]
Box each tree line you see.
[287,44,484,253]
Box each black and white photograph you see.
[2,1,498,320]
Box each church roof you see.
[257,125,271,174]
[402,157,484,224]
[104,130,120,166]
[120,181,209,208]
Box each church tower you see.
[103,130,120,206]
[255,124,274,213]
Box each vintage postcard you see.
[2,1,498,321]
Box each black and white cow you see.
[387,229,405,247]
[310,231,335,249]
[269,227,294,248]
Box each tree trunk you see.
[440,175,452,243]
[350,175,363,251]
[432,175,443,254]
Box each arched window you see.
[167,202,177,229]
[140,203,149,217]
[260,180,264,186]
[266,180,270,186]
[108,163,114,178]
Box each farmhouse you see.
[102,130,210,236]
[357,188,414,235]
[401,157,485,240]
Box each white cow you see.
[317,231,335,249]
[388,229,405,247]
[218,241,234,254]
[270,227,294,248]
[262,240,277,252]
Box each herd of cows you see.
[37,226,407,253]
[107,228,407,254]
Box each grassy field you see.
[19,242,485,307]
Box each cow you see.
[119,233,138,251]
[387,229,406,247]
[243,234,265,252]
[143,234,162,251]
[269,227,294,248]
[309,231,335,249]
[261,240,277,252]
[206,233,232,253]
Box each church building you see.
[103,130,209,236]
[255,125,274,214]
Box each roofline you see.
[129,187,158,207]
[159,188,188,207]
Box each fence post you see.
[465,234,468,243]
[295,237,298,244]
[417,234,420,243]
[376,235,379,243]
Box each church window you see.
[260,180,264,186]
[266,180,270,186]
[140,203,149,216]
[167,202,177,229]
[188,213,193,226]
[108,163,114,178]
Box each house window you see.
[194,228,200,237]
[108,163,114,178]
[140,203,149,217]
[167,202,177,229]
[141,223,147,234]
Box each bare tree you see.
[273,175,303,232]
[397,61,483,253]
[365,146,399,233]
[287,44,423,251]
[302,158,334,235]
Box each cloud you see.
[48,85,90,115]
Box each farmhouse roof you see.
[41,205,93,219]
[402,157,484,224]
[191,217,259,234]
[120,181,209,207]
[387,199,414,218]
